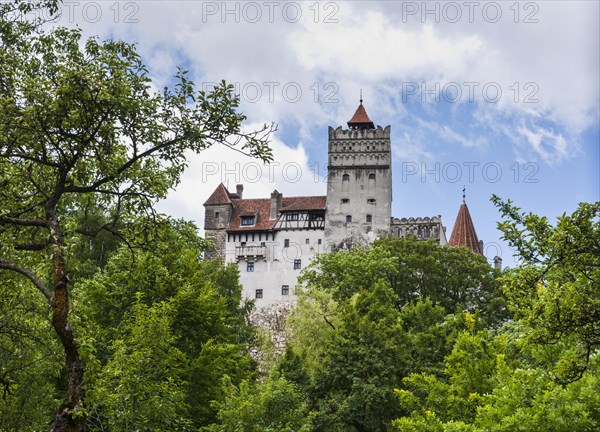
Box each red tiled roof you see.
[280,196,327,212]
[227,196,326,231]
[347,103,375,128]
[448,202,483,255]
[204,183,233,206]
[229,199,272,231]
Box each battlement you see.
[328,125,391,140]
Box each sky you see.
[49,0,599,266]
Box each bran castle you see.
[204,101,488,306]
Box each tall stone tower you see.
[324,99,392,249]
[203,183,242,260]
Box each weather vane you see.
[360,89,363,104]
[462,186,466,203]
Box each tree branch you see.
[0,215,49,228]
[0,259,53,303]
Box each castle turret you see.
[203,183,234,260]
[448,191,483,255]
[324,98,392,249]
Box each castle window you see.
[240,216,255,226]
[282,285,289,296]
[346,215,352,223]
[284,239,289,248]
[366,214,372,223]
[367,199,376,205]
[286,213,299,221]
[247,262,254,272]
[240,242,246,247]
[215,211,220,221]
[342,174,350,182]
[309,213,324,221]
[368,173,376,180]
[294,259,302,270]
[341,198,350,204]
[255,289,263,299]
[318,239,322,245]
[306,238,310,244]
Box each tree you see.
[0,272,62,431]
[74,220,257,429]
[492,198,600,382]
[0,6,274,430]
[310,281,409,431]
[89,298,193,431]
[393,200,600,431]
[300,237,505,324]
[206,373,314,432]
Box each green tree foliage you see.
[394,327,600,432]
[0,1,273,429]
[493,198,600,382]
[0,273,62,431]
[300,237,505,324]
[89,298,193,431]
[205,373,314,432]
[72,220,256,430]
[394,200,600,431]
[312,281,408,431]
[255,237,494,431]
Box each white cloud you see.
[516,125,571,166]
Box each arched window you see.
[342,174,350,182]
[368,173,376,180]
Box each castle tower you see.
[203,183,238,260]
[448,190,483,255]
[324,98,392,248]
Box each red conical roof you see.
[347,102,375,129]
[449,202,483,255]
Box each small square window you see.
[255,289,263,299]
[341,198,350,204]
[342,174,350,181]
[247,262,254,272]
[368,173,376,180]
[241,242,246,247]
[284,239,290,248]
[215,211,220,221]
[366,214,372,223]
[294,259,301,270]
[346,215,352,223]
[261,242,266,247]
[282,285,289,295]
[305,238,310,244]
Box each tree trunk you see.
[49,218,87,432]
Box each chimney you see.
[236,184,244,199]
[478,240,484,255]
[493,256,503,271]
[270,190,282,220]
